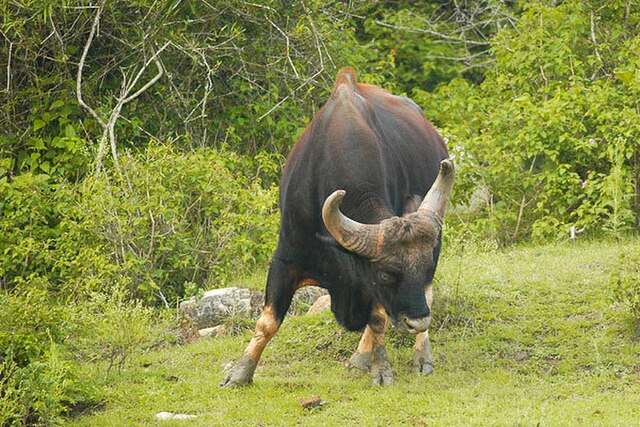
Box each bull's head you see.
[322,159,455,333]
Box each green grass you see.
[67,239,640,426]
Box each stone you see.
[288,287,329,315]
[307,294,331,315]
[180,287,260,330]
[155,412,173,420]
[298,395,328,410]
[155,412,197,420]
[197,324,227,338]
[173,414,198,420]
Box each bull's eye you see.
[377,271,395,285]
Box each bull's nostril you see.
[403,316,431,333]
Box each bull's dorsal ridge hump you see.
[331,67,358,98]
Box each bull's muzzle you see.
[401,315,431,334]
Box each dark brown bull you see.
[222,68,454,386]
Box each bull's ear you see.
[418,159,455,224]
[315,232,340,248]
[322,190,384,259]
[403,194,423,215]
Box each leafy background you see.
[1,0,639,424]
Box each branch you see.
[590,11,603,64]
[0,30,11,94]
[512,155,538,240]
[77,1,167,173]
[121,43,168,104]
[105,44,167,173]
[267,18,300,79]
[306,14,324,69]
[257,69,322,121]
[77,0,108,129]
[589,10,609,79]
[374,19,491,46]
[429,49,491,62]
[5,41,11,94]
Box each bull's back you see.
[279,68,447,246]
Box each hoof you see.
[371,365,394,386]
[371,347,394,386]
[413,361,434,376]
[346,351,371,372]
[219,355,257,387]
[412,354,434,376]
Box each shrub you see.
[72,287,164,376]
[610,247,640,332]
[417,1,640,243]
[0,282,98,426]
[59,143,280,303]
[0,173,73,291]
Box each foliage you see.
[417,0,640,242]
[1,0,368,164]
[72,287,161,375]
[352,1,521,91]
[0,173,70,288]
[1,145,278,302]
[0,94,91,181]
[0,282,97,426]
[610,246,640,330]
[65,143,280,302]
[0,143,279,422]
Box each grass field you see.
[67,239,640,426]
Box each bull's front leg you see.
[220,305,282,387]
[412,284,434,375]
[220,259,296,387]
[346,304,393,385]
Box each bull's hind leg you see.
[412,284,434,375]
[220,259,298,387]
[347,304,393,385]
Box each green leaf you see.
[50,100,65,110]
[33,119,46,131]
[65,125,76,138]
[614,70,635,86]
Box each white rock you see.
[155,411,197,420]
[180,287,254,329]
[155,412,174,420]
[288,287,329,315]
[197,324,227,338]
[173,414,197,420]
[307,295,331,315]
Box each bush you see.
[57,143,280,303]
[610,247,640,332]
[0,283,98,426]
[0,143,280,422]
[72,287,165,376]
[0,173,74,291]
[417,1,640,243]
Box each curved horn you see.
[418,159,455,224]
[322,190,383,258]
